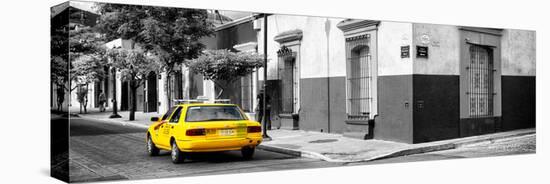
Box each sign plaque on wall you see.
[401,45,410,58]
[416,46,429,58]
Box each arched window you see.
[347,45,372,119]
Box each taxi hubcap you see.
[171,144,177,160]
[147,138,152,152]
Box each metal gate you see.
[467,44,494,118]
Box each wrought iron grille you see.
[467,44,494,117]
[280,57,295,114]
[346,35,371,120]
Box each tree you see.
[71,54,107,113]
[107,48,159,121]
[96,3,214,109]
[188,49,264,98]
[68,26,108,113]
[51,20,70,111]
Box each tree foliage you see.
[68,26,108,90]
[51,23,70,90]
[71,54,107,85]
[188,50,264,98]
[107,48,159,83]
[96,4,214,73]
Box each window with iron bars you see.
[346,36,372,120]
[280,57,295,114]
[277,45,296,114]
[467,44,494,117]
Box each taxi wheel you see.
[171,142,185,164]
[241,147,255,160]
[147,135,159,156]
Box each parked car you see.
[146,101,263,164]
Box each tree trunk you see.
[84,83,88,114]
[129,80,137,121]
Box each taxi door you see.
[156,107,175,148]
[160,106,183,147]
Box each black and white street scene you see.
[51,1,536,183]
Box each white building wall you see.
[257,15,347,80]
[412,23,461,75]
[378,21,414,76]
[158,72,168,114]
[501,29,536,76]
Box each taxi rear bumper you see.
[176,136,262,152]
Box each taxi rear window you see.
[185,106,245,122]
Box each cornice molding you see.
[274,29,303,44]
[459,26,503,36]
[337,19,380,33]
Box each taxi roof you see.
[174,103,237,107]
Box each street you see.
[67,117,342,183]
[63,116,535,182]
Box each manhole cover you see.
[308,139,338,143]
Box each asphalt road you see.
[64,116,536,182]
[67,117,343,183]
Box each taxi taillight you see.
[247,126,261,133]
[186,128,206,136]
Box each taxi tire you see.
[241,147,255,160]
[147,135,159,156]
[171,142,185,164]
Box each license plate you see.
[219,129,235,136]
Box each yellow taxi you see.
[146,99,263,164]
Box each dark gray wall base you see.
[299,77,346,133]
[412,75,460,143]
[460,117,502,137]
[279,114,299,130]
[343,123,369,139]
[329,77,347,133]
[376,75,414,143]
[502,76,536,130]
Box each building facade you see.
[199,15,261,117]
[257,14,535,143]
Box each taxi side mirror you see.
[150,117,159,122]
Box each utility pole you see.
[262,13,271,140]
[109,66,121,118]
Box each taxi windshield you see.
[185,106,246,122]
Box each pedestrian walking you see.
[98,90,107,112]
[56,87,65,112]
[255,89,272,130]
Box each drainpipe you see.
[325,18,331,133]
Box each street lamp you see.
[261,13,271,141]
[109,48,121,118]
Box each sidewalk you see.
[74,108,535,163]
[257,128,535,163]
[75,107,160,129]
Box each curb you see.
[78,115,149,129]
[257,145,350,163]
[259,129,535,163]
